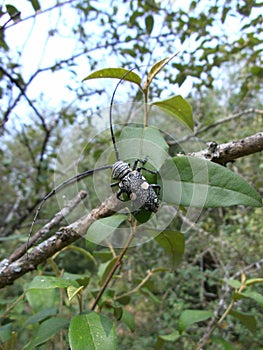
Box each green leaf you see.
[113,305,123,321]
[212,336,237,350]
[190,1,197,10]
[152,95,194,130]
[83,68,142,87]
[147,53,179,88]
[67,285,84,301]
[145,14,154,35]
[27,0,41,11]
[221,6,230,24]
[25,289,57,313]
[155,330,181,349]
[178,309,213,334]
[245,278,263,286]
[116,294,131,305]
[6,5,21,22]
[23,318,68,350]
[0,31,9,51]
[27,276,79,290]
[158,331,181,342]
[93,250,113,262]
[24,307,58,327]
[99,256,119,285]
[229,310,257,334]
[141,287,161,304]
[69,313,117,350]
[86,214,127,245]
[240,290,263,309]
[118,125,168,169]
[133,207,153,224]
[175,72,187,87]
[225,279,241,289]
[232,291,246,301]
[0,323,12,343]
[153,230,185,269]
[63,272,90,287]
[159,156,262,208]
[121,309,136,332]
[250,65,263,78]
[76,276,90,287]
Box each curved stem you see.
[90,220,137,311]
[114,269,153,301]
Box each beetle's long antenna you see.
[27,165,111,254]
[109,67,138,161]
[27,67,139,255]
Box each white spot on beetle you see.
[130,192,137,200]
[141,182,149,190]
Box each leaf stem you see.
[143,88,149,127]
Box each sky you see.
[1,0,262,131]
[1,0,195,119]
[2,1,83,110]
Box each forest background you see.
[0,1,262,349]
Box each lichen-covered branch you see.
[0,193,125,288]
[9,190,88,263]
[188,132,263,165]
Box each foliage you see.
[0,1,262,349]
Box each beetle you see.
[28,68,161,245]
[111,158,160,213]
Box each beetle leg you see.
[151,184,161,195]
[116,188,126,202]
[132,157,149,171]
[139,166,158,175]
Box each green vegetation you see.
[0,1,262,349]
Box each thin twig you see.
[114,269,153,301]
[91,220,137,311]
[196,108,263,136]
[3,0,76,30]
[8,190,87,263]
[0,66,47,129]
[197,263,262,349]
[170,109,263,145]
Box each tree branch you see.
[196,108,263,136]
[0,66,47,130]
[9,190,88,263]
[187,132,263,165]
[0,193,125,289]
[1,132,262,288]
[171,109,263,145]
